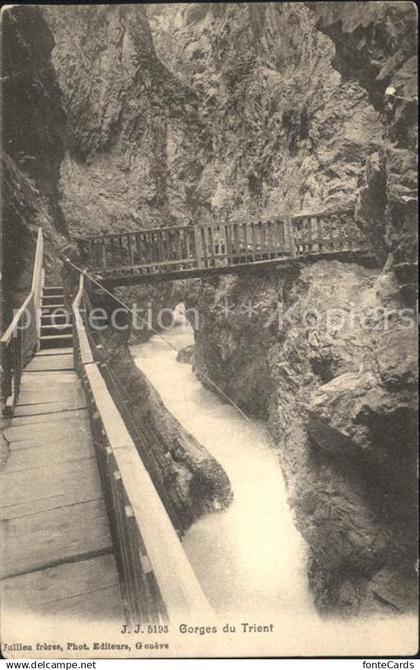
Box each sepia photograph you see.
[0,1,418,661]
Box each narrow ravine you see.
[130,320,417,655]
[131,321,313,617]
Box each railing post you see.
[72,274,85,373]
[127,235,134,267]
[193,224,204,269]
[89,240,95,267]
[31,227,44,343]
[1,227,42,414]
[1,340,12,414]
[285,216,297,257]
[100,240,107,268]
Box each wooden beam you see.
[193,225,204,269]
[84,362,213,620]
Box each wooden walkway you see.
[1,273,213,627]
[76,209,375,287]
[0,349,123,623]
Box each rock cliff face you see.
[44,5,210,237]
[1,6,68,314]
[311,1,418,288]
[188,261,417,615]
[176,3,418,615]
[148,3,382,220]
[4,4,417,617]
[39,1,420,616]
[45,3,388,231]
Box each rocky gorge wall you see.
[3,3,417,618]
[43,2,418,616]
[44,5,211,237]
[173,3,418,615]
[312,1,418,289]
[1,6,68,315]
[147,2,383,220]
[189,261,417,615]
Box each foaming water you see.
[131,324,418,655]
[132,324,312,615]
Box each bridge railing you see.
[1,228,44,415]
[76,210,370,280]
[292,209,368,256]
[72,275,212,625]
[77,217,293,273]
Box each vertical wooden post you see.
[127,235,134,267]
[260,221,266,258]
[277,218,285,255]
[100,240,107,268]
[173,230,180,262]
[328,217,335,252]
[301,219,306,254]
[243,222,249,259]
[225,224,233,264]
[207,226,216,267]
[152,231,158,265]
[193,225,204,269]
[139,233,146,266]
[232,223,238,263]
[89,240,95,267]
[251,221,257,260]
[267,220,274,258]
[316,217,323,254]
[310,217,316,255]
[201,227,209,268]
[285,216,296,257]
[343,213,351,251]
[184,229,192,266]
[335,215,343,252]
[159,231,165,265]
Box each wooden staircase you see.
[40,286,73,350]
[1,233,213,627]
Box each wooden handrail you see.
[31,227,44,293]
[85,362,213,619]
[72,274,213,623]
[0,292,34,346]
[31,227,44,340]
[1,228,44,346]
[76,224,194,242]
[77,209,355,244]
[1,228,44,414]
[76,209,370,280]
[71,275,94,366]
[291,208,354,221]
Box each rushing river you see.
[131,321,418,655]
[132,322,312,617]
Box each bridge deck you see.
[0,349,123,624]
[76,211,375,288]
[98,248,376,287]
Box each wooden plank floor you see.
[0,349,124,623]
